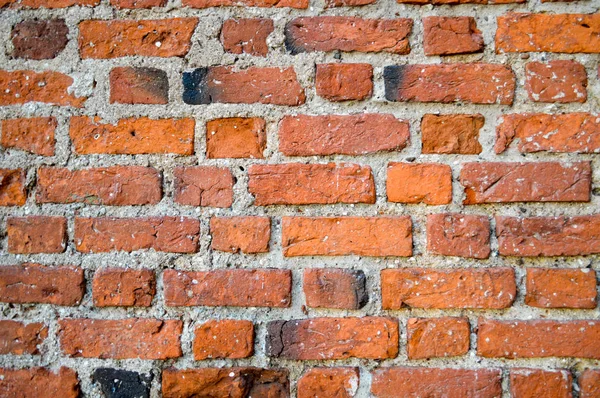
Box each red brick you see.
[510,369,572,398]
[496,13,600,53]
[427,213,490,259]
[267,317,398,360]
[173,166,233,207]
[7,216,67,254]
[93,267,156,307]
[0,367,79,398]
[282,216,412,257]
[206,117,266,159]
[381,268,516,309]
[496,113,600,154]
[58,318,182,359]
[384,64,515,104]
[421,114,483,154]
[580,370,600,398]
[0,70,86,107]
[407,317,470,359]
[297,368,359,398]
[423,16,483,55]
[37,166,162,205]
[69,116,194,155]
[0,263,84,306]
[0,320,47,355]
[496,215,600,257]
[303,268,367,309]
[110,0,166,8]
[184,0,306,7]
[11,19,68,60]
[75,217,200,253]
[210,216,270,254]
[248,163,375,205]
[279,114,409,156]
[193,320,253,359]
[525,60,587,103]
[387,162,452,205]
[182,66,305,105]
[285,17,412,54]
[220,19,273,56]
[462,161,591,204]
[526,268,597,309]
[79,18,197,58]
[164,269,291,307]
[316,63,373,101]
[0,169,26,206]
[109,67,168,104]
[162,368,289,398]
[478,319,600,359]
[1,0,97,6]
[1,117,56,156]
[371,368,501,398]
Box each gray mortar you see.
[0,0,600,396]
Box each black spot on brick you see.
[383,65,406,102]
[182,67,211,105]
[352,270,368,309]
[283,21,305,55]
[93,368,152,398]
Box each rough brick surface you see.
[427,213,490,259]
[11,19,69,60]
[210,216,270,253]
[92,267,156,307]
[206,117,266,159]
[0,320,47,355]
[184,0,307,7]
[109,67,169,104]
[0,169,26,206]
[407,317,470,359]
[303,268,367,309]
[423,17,483,55]
[173,166,233,207]
[1,117,56,156]
[0,367,79,398]
[7,216,67,253]
[0,70,86,107]
[525,268,597,309]
[580,370,600,398]
[220,19,274,56]
[387,162,452,205]
[297,368,359,398]
[111,0,166,8]
[525,60,587,103]
[509,369,572,398]
[193,320,254,359]
[421,114,483,154]
[316,63,373,101]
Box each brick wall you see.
[0,0,599,396]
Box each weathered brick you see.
[162,368,289,398]
[0,70,86,107]
[93,268,156,307]
[496,215,600,257]
[248,163,375,205]
[525,60,587,103]
[580,370,600,398]
[110,0,166,8]
[210,216,270,254]
[496,13,600,53]
[220,19,273,56]
[69,116,194,155]
[510,369,572,398]
[93,369,152,398]
[407,317,470,359]
[326,0,373,5]
[173,166,233,207]
[37,166,162,205]
[496,113,600,154]
[75,217,200,253]
[387,163,452,205]
[206,117,266,159]
[0,169,26,206]
[164,269,291,307]
[285,17,412,54]
[7,216,67,254]
[371,368,502,398]
[427,213,491,259]
[381,268,516,309]
[11,19,68,60]
[182,66,305,105]
[193,320,253,359]
[315,63,373,101]
[526,268,597,309]
[303,268,367,309]
[279,114,409,156]
[1,117,56,156]
[58,318,182,359]
[384,64,515,104]
[297,368,360,398]
[0,320,47,355]
[421,114,483,154]
[0,263,84,305]
[79,18,197,58]
[0,367,79,398]
[109,67,169,104]
[267,317,398,360]
[478,319,600,359]
[282,216,412,257]
[423,16,483,55]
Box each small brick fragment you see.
[7,216,67,254]
[1,117,56,156]
[427,213,491,259]
[421,114,483,154]
[0,70,86,107]
[387,163,452,205]
[0,169,26,206]
[510,368,572,398]
[93,268,156,307]
[193,320,254,359]
[173,166,234,207]
[0,367,79,398]
[303,268,368,309]
[11,19,68,60]
[316,63,373,101]
[423,16,483,55]
[206,117,266,159]
[210,216,270,254]
[0,320,47,355]
[526,268,597,309]
[93,368,152,398]
[220,19,273,56]
[109,67,169,104]
[525,60,587,103]
[406,317,470,359]
[297,368,360,398]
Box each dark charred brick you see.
[11,19,68,60]
[110,67,169,104]
[93,368,152,398]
